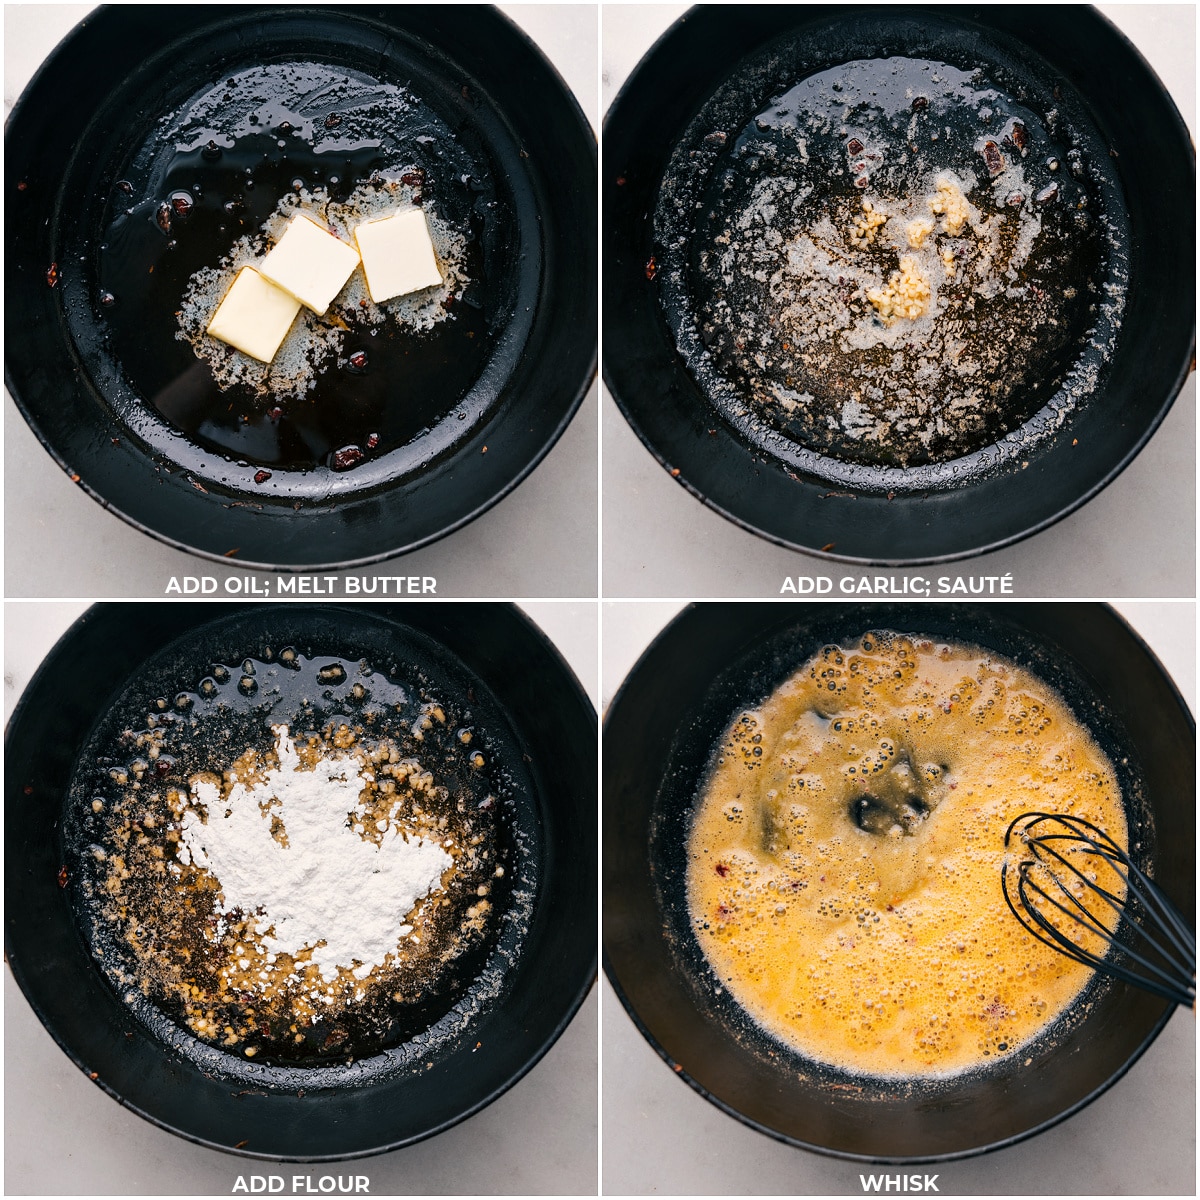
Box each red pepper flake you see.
[481,445,488,454]
[846,137,864,155]
[670,467,681,478]
[331,445,364,471]
[17,180,28,191]
[715,862,730,877]
[189,478,208,493]
[1009,120,1028,151]
[644,256,658,281]
[821,542,835,552]
[323,113,342,129]
[716,903,731,918]
[223,548,240,558]
[23,785,32,796]
[88,1071,98,1080]
[615,175,627,186]
[253,470,272,484]
[366,433,379,449]
[981,141,1004,176]
[235,1140,249,1150]
[57,865,69,889]
[46,263,59,287]
[69,473,81,483]
[348,350,368,369]
[673,1063,683,1073]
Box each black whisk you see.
[1002,812,1195,1008]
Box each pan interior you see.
[604,604,1189,1159]
[654,13,1128,490]
[56,8,539,497]
[655,619,1150,1090]
[61,606,542,1092]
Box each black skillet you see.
[6,6,596,569]
[603,602,1194,1160]
[603,6,1195,564]
[6,603,596,1159]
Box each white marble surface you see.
[600,599,1196,1194]
[3,4,599,598]
[601,5,1197,598]
[4,601,598,1195]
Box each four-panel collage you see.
[3,4,1194,1198]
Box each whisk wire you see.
[1003,812,1195,1008]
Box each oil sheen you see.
[98,62,506,473]
[686,632,1127,1077]
[657,56,1126,470]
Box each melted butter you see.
[687,632,1127,1077]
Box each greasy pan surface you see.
[603,603,1194,1161]
[6,603,596,1159]
[603,6,1195,564]
[6,5,596,569]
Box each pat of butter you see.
[354,208,443,304]
[259,213,361,315]
[207,267,301,362]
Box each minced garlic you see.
[906,217,934,248]
[849,199,888,246]
[928,176,970,235]
[867,255,931,322]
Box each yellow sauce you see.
[687,632,1126,1077]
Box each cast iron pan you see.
[603,603,1194,1161]
[604,6,1195,564]
[6,5,596,569]
[7,603,596,1159]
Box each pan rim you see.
[4,3,598,572]
[5,600,599,1161]
[601,3,1196,566]
[601,601,1195,1163]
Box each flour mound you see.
[179,725,451,982]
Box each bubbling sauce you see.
[687,632,1127,1077]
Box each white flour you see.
[178,725,451,983]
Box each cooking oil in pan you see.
[657,56,1128,471]
[98,63,509,475]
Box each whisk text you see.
[859,1175,939,1192]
